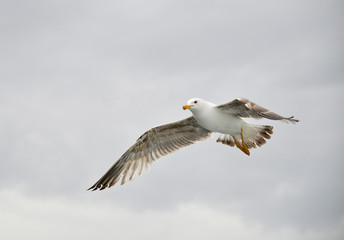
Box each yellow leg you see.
[232,136,241,149]
[233,128,250,156]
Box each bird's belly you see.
[195,113,243,135]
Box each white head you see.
[183,98,207,112]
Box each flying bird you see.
[88,97,298,190]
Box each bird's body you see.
[188,99,244,135]
[88,97,298,191]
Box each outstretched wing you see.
[217,98,299,123]
[88,117,211,190]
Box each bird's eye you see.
[194,101,198,104]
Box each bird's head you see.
[183,98,204,111]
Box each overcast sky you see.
[1,0,343,239]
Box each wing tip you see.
[87,186,97,191]
[283,116,299,124]
[87,183,110,191]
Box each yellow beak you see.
[183,104,193,110]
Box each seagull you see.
[88,97,298,190]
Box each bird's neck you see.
[191,104,215,120]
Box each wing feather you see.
[88,117,211,190]
[217,98,299,123]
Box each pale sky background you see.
[1,0,344,239]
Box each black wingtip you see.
[87,185,97,191]
[289,116,300,123]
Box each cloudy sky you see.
[1,0,343,239]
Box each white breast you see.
[191,105,243,135]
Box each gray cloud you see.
[0,0,343,239]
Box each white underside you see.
[193,108,244,134]
[190,104,261,141]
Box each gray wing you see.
[217,98,299,123]
[88,117,211,191]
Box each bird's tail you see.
[216,124,273,149]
